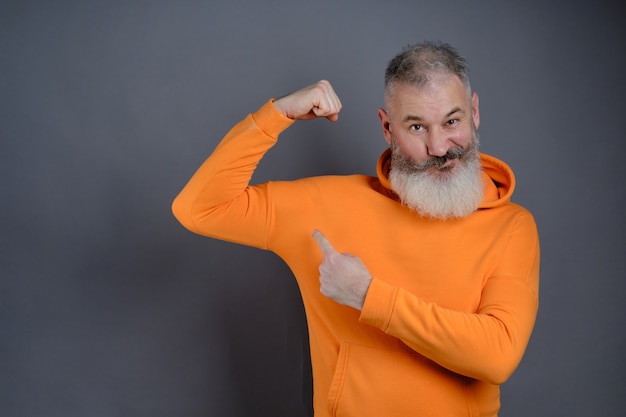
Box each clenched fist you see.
[273,80,342,122]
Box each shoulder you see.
[267,174,383,201]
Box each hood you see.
[376,148,515,209]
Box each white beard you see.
[388,136,484,220]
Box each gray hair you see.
[384,41,471,100]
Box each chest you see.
[322,197,509,313]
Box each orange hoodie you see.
[172,100,540,417]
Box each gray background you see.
[2,0,625,416]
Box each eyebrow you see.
[402,107,465,123]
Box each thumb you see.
[312,229,338,256]
[325,113,340,122]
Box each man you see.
[172,42,540,417]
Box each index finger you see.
[312,229,337,256]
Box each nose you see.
[425,128,450,157]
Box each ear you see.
[471,92,480,129]
[378,108,392,145]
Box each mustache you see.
[417,147,468,169]
[390,132,480,172]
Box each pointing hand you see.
[312,230,372,310]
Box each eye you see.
[446,119,458,126]
[410,124,423,132]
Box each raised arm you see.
[172,81,342,246]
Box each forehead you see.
[387,74,469,118]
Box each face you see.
[378,73,480,176]
[378,73,484,219]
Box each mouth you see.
[432,160,456,173]
[428,155,458,172]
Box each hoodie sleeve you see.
[171,100,294,248]
[360,211,540,385]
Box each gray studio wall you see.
[2,1,625,416]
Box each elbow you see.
[171,194,198,233]
[473,313,535,385]
[481,365,516,386]
[475,351,523,385]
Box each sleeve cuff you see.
[250,99,296,139]
[359,278,399,332]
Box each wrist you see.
[253,100,295,137]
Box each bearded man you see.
[173,42,540,417]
